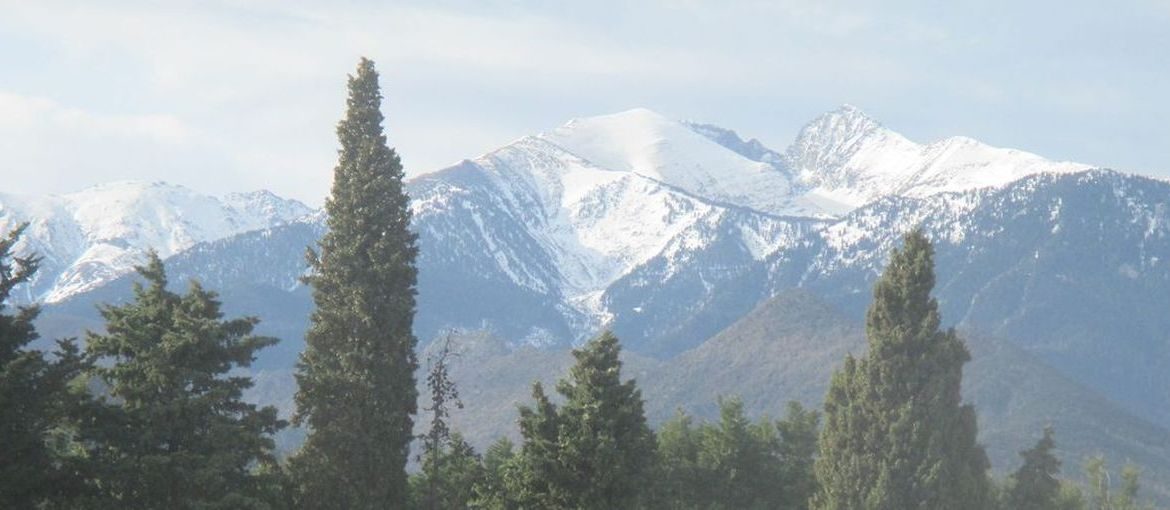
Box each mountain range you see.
[13,105,1170,498]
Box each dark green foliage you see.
[653,410,705,507]
[652,399,820,510]
[409,432,484,510]
[77,253,285,509]
[696,397,784,509]
[813,229,991,510]
[289,57,420,509]
[1006,427,1062,510]
[508,331,656,509]
[776,401,821,509]
[471,437,521,509]
[0,224,89,508]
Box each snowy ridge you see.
[403,106,1116,343]
[542,108,832,218]
[0,181,311,302]
[785,105,1091,207]
[19,105,1125,348]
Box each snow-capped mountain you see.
[32,105,1108,345]
[408,108,821,344]
[781,105,1091,207]
[0,181,311,303]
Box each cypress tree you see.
[0,224,88,507]
[289,57,420,509]
[813,228,991,510]
[1006,427,1062,510]
[79,253,285,508]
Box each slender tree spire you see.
[290,57,420,509]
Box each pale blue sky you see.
[2,0,1168,205]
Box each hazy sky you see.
[2,0,1168,205]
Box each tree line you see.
[0,58,1161,509]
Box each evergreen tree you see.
[290,57,420,509]
[409,432,484,510]
[0,224,88,508]
[1006,427,1062,510]
[78,253,285,509]
[509,382,566,508]
[652,400,820,510]
[695,397,782,509]
[471,437,521,509]
[510,331,656,509]
[813,228,991,510]
[416,334,465,509]
[653,410,704,508]
[775,401,820,510]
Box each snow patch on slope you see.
[541,108,831,218]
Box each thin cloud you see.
[0,91,194,145]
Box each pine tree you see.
[695,397,781,509]
[653,410,704,508]
[652,400,820,510]
[471,437,521,509]
[813,228,991,510]
[0,224,89,508]
[416,333,465,510]
[776,401,820,510]
[409,432,484,510]
[289,57,420,509]
[510,331,656,509]
[1006,427,1062,510]
[78,253,285,508]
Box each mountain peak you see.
[784,105,909,198]
[559,107,671,132]
[782,105,1092,207]
[834,103,868,117]
[536,108,817,217]
[792,105,886,153]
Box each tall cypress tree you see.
[290,57,420,509]
[813,229,990,510]
[79,253,285,509]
